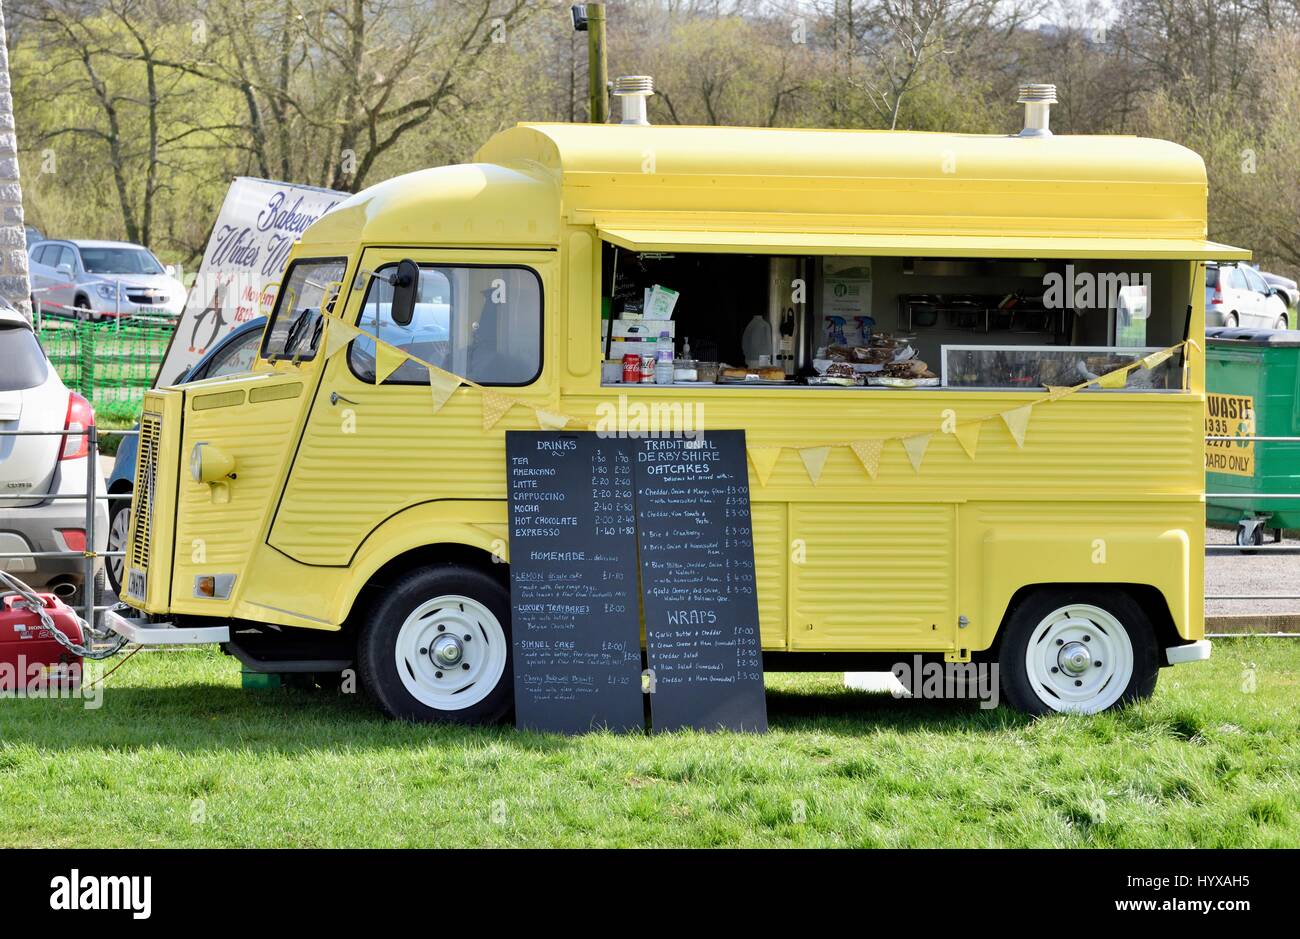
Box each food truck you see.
[109,83,1240,721]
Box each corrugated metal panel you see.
[790,502,955,651]
[750,502,786,649]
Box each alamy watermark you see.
[891,656,1000,709]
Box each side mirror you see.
[389,259,421,327]
[56,263,73,278]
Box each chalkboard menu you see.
[633,431,768,733]
[506,432,645,734]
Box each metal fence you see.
[0,425,132,630]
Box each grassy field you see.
[1,638,1297,848]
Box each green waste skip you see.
[1205,327,1300,536]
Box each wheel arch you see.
[985,582,1181,662]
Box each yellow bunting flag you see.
[1044,385,1075,400]
[1001,405,1032,448]
[324,318,362,360]
[799,446,831,485]
[902,433,931,473]
[427,366,460,416]
[535,408,570,430]
[747,446,783,487]
[850,439,883,479]
[1141,346,1174,370]
[954,421,982,460]
[374,341,407,384]
[481,390,515,430]
[1096,366,1129,390]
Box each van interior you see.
[599,243,1192,391]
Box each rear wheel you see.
[1275,315,1288,330]
[105,496,131,595]
[357,564,513,723]
[1225,312,1239,328]
[999,588,1158,715]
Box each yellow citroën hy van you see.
[110,83,1242,722]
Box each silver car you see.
[1206,261,1289,329]
[0,299,109,606]
[28,239,186,320]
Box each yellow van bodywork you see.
[123,124,1245,659]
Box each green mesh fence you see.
[36,315,177,421]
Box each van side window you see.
[350,264,542,386]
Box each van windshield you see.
[262,258,347,361]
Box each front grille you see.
[129,413,161,574]
[126,291,162,305]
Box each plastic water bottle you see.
[742,315,773,368]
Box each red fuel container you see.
[0,593,84,692]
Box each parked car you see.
[0,297,108,607]
[1206,261,1289,329]
[1258,269,1297,317]
[27,239,186,320]
[104,316,267,594]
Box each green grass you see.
[1,639,1297,847]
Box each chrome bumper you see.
[104,607,229,646]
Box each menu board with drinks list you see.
[506,430,767,735]
[505,432,645,734]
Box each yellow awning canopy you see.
[598,228,1251,261]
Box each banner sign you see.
[1205,392,1255,477]
[155,177,348,387]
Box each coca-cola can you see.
[622,353,642,383]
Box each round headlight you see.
[95,283,119,299]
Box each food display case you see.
[941,345,1177,390]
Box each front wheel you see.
[1224,313,1239,328]
[357,564,513,723]
[998,589,1158,715]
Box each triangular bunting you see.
[535,408,570,430]
[324,318,362,360]
[482,390,515,430]
[954,422,982,460]
[1141,346,1174,370]
[901,433,931,473]
[1044,385,1075,400]
[850,439,883,479]
[1001,405,1033,448]
[798,446,831,485]
[747,446,783,487]
[1096,367,1129,390]
[374,341,407,384]
[427,366,460,416]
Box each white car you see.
[0,299,109,607]
[1206,262,1289,329]
[28,239,185,320]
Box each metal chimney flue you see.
[1017,83,1057,137]
[612,75,654,125]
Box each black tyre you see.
[998,587,1158,715]
[357,564,513,724]
[105,496,132,595]
[74,293,91,321]
[1225,313,1239,327]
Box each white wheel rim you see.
[107,507,130,587]
[394,594,507,711]
[1024,603,1134,714]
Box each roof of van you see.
[299,123,1242,258]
